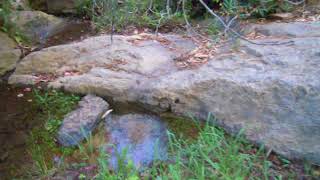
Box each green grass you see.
[0,0,29,44]
[25,90,80,178]
[21,90,317,179]
[73,0,298,34]
[161,123,266,179]
[75,0,185,31]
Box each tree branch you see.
[198,0,294,45]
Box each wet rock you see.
[0,32,21,76]
[57,94,109,146]
[28,0,47,11]
[9,22,320,164]
[105,114,168,170]
[11,0,31,10]
[47,0,83,14]
[9,11,66,44]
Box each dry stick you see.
[175,0,183,13]
[166,0,171,17]
[182,0,217,43]
[224,15,238,35]
[155,13,166,35]
[147,0,153,13]
[110,0,116,44]
[284,0,305,5]
[198,0,294,46]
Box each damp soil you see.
[0,84,38,178]
[0,84,201,179]
[44,20,96,48]
[0,19,97,179]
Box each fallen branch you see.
[284,0,305,5]
[198,0,294,45]
[182,0,217,43]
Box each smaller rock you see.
[0,32,21,76]
[28,0,47,11]
[105,114,168,170]
[9,11,66,44]
[57,94,109,146]
[47,0,82,14]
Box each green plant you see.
[218,0,296,18]
[249,0,278,17]
[239,0,294,18]
[28,132,53,176]
[0,0,28,43]
[75,0,184,31]
[222,0,238,16]
[77,128,95,161]
[163,125,253,179]
[0,0,12,31]
[95,146,139,180]
[25,90,80,178]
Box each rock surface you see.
[47,0,81,14]
[105,114,168,170]
[9,22,320,164]
[57,94,109,146]
[9,11,65,44]
[0,32,21,76]
[252,21,320,37]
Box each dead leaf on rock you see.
[175,39,217,69]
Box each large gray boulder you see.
[9,22,320,165]
[0,32,21,76]
[57,94,109,146]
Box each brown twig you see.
[198,0,294,46]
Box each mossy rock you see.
[0,32,21,76]
[28,0,47,11]
[9,10,66,45]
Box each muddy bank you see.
[0,84,37,178]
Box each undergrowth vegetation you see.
[26,90,80,177]
[75,0,185,31]
[19,90,318,179]
[0,0,28,43]
[74,0,297,32]
[0,0,301,43]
